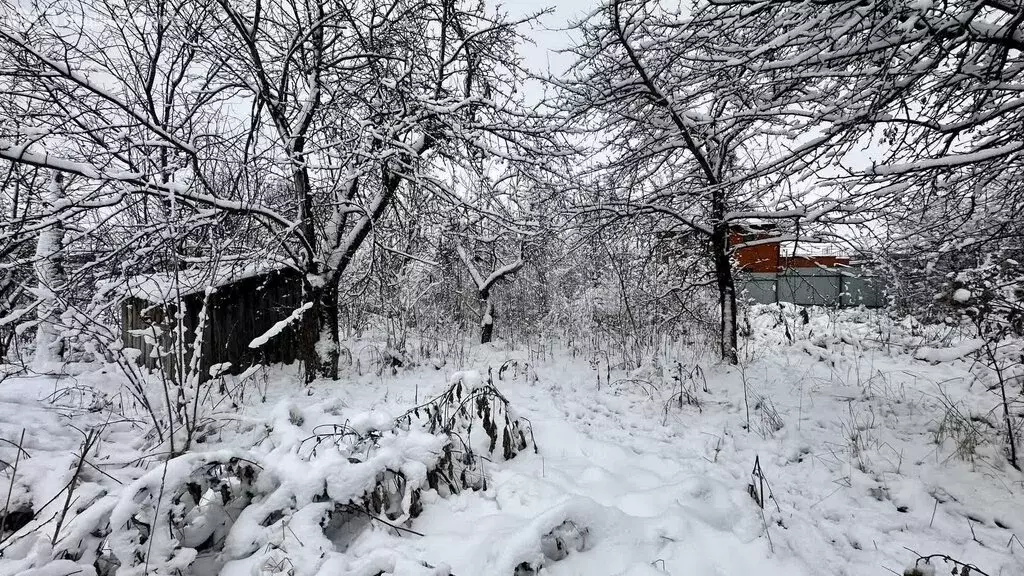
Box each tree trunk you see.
[303,277,340,383]
[33,171,66,369]
[295,148,421,382]
[711,225,738,364]
[479,288,494,344]
[319,280,341,379]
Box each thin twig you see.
[0,437,31,459]
[342,504,424,537]
[52,428,99,545]
[1,429,26,535]
[903,547,993,576]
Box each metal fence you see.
[738,266,884,308]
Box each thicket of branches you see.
[0,0,1022,420]
[2,1,1024,573]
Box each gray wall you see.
[738,266,884,308]
[742,274,778,305]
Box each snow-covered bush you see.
[1,371,536,576]
[397,370,537,495]
[940,256,1024,470]
[745,303,963,358]
[102,451,262,576]
[514,520,589,575]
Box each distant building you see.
[120,265,306,381]
[730,225,884,307]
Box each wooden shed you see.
[121,266,307,381]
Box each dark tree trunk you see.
[294,142,426,382]
[479,288,494,344]
[318,280,341,379]
[302,275,340,383]
[711,225,738,364]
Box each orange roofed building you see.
[727,225,881,307]
[729,226,851,274]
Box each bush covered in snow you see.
[0,370,536,576]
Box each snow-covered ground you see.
[1,308,1023,575]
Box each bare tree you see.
[0,0,552,381]
[556,0,844,363]
[685,0,1024,284]
[453,228,525,344]
[445,165,532,343]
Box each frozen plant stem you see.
[0,429,25,536]
[52,428,98,546]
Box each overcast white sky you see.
[506,0,594,80]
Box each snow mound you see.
[0,372,537,576]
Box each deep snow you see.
[1,307,1023,575]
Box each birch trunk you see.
[32,171,66,368]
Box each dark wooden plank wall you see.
[121,268,306,381]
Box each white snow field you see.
[1,307,1023,576]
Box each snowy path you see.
[397,372,790,575]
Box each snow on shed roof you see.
[120,262,297,302]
